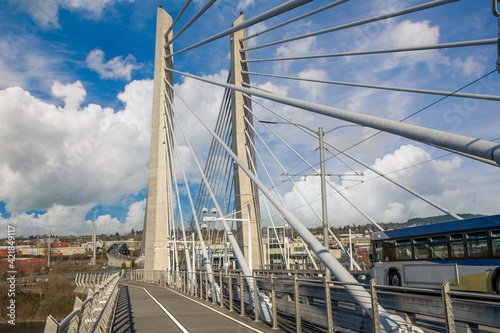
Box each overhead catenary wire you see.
[241,0,349,41]
[241,101,384,231]
[244,94,463,221]
[243,38,497,63]
[241,0,458,52]
[165,0,313,59]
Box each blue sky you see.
[0,0,499,237]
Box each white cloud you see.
[453,56,486,77]
[372,19,449,72]
[279,144,478,228]
[86,49,141,80]
[237,0,255,11]
[0,199,145,237]
[10,0,134,28]
[297,68,327,100]
[0,80,152,214]
[52,80,86,110]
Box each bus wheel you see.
[388,270,401,286]
[494,272,500,294]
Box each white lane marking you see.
[142,287,190,333]
[168,288,265,333]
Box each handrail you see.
[44,271,121,333]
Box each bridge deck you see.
[111,280,283,333]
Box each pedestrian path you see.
[110,280,283,333]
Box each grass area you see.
[0,275,79,323]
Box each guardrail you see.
[44,271,122,333]
[131,268,500,333]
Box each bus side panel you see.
[404,263,459,286]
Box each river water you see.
[0,322,45,333]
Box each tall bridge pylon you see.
[142,7,174,272]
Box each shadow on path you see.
[110,285,135,333]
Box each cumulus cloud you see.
[280,144,473,228]
[0,199,145,237]
[372,19,449,72]
[52,80,86,110]
[0,80,152,214]
[86,49,141,80]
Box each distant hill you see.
[379,213,485,230]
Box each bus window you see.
[395,239,411,260]
[382,241,396,261]
[373,242,383,262]
[492,230,500,257]
[430,236,448,260]
[414,238,429,260]
[450,234,465,259]
[467,232,488,258]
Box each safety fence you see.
[131,268,500,333]
[44,271,121,333]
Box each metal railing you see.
[44,271,121,333]
[132,268,500,333]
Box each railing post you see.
[271,274,278,329]
[220,270,224,308]
[294,274,301,333]
[442,282,456,333]
[324,276,333,333]
[212,272,216,304]
[205,271,209,302]
[229,272,234,312]
[199,271,203,300]
[253,272,260,322]
[240,272,245,316]
[370,278,381,333]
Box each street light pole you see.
[318,127,330,280]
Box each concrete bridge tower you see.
[142,7,174,272]
[230,14,263,270]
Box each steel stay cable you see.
[165,80,260,310]
[164,73,391,325]
[243,116,319,268]
[241,0,349,41]
[165,0,217,48]
[165,68,500,167]
[163,110,194,279]
[241,0,458,52]
[241,101,384,231]
[242,71,500,102]
[243,38,497,62]
[330,69,498,159]
[165,0,193,38]
[244,130,289,268]
[165,0,313,59]
[165,93,220,298]
[244,93,462,220]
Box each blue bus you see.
[370,215,500,293]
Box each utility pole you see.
[92,209,97,266]
[47,227,51,268]
[36,229,39,256]
[319,127,331,281]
